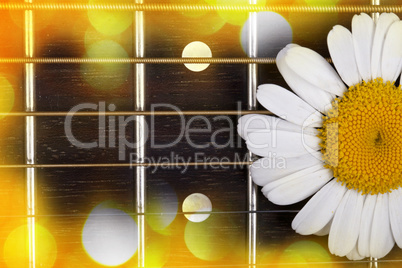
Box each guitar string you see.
[0,110,272,116]
[0,162,255,168]
[0,57,304,64]
[0,3,400,12]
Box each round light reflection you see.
[213,0,266,26]
[145,233,171,268]
[279,241,332,266]
[147,182,178,234]
[88,0,133,36]
[182,41,212,72]
[241,12,293,58]
[81,40,130,91]
[184,214,235,261]
[9,0,55,31]
[84,27,125,50]
[82,204,138,266]
[182,193,212,222]
[4,224,57,268]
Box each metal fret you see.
[24,0,36,267]
[134,0,146,266]
[247,1,258,267]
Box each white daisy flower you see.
[238,13,402,260]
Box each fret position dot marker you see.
[182,193,212,222]
[182,41,212,72]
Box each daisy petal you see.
[352,13,375,81]
[292,180,346,235]
[257,84,323,127]
[276,45,335,113]
[261,164,322,194]
[381,21,402,83]
[246,129,320,158]
[370,193,395,259]
[346,243,365,261]
[314,219,332,236]
[371,13,400,80]
[280,45,346,96]
[358,194,377,258]
[263,168,332,206]
[389,188,402,248]
[328,189,364,257]
[327,25,361,86]
[237,114,318,140]
[250,152,322,186]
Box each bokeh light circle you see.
[240,12,293,57]
[0,76,15,120]
[279,241,332,266]
[147,182,178,234]
[84,27,125,51]
[145,233,171,268]
[4,224,57,268]
[81,40,130,91]
[154,2,225,36]
[82,204,138,266]
[212,0,266,26]
[182,193,212,222]
[184,214,236,261]
[182,42,212,72]
[88,0,133,36]
[9,0,56,31]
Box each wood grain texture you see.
[1,2,402,266]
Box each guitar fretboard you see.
[0,0,400,267]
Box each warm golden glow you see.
[87,0,133,36]
[145,233,171,268]
[3,224,57,268]
[184,214,235,261]
[289,0,338,42]
[208,0,266,26]
[0,76,15,120]
[305,0,339,5]
[278,241,332,266]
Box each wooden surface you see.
[0,1,401,267]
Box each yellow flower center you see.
[320,78,402,194]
